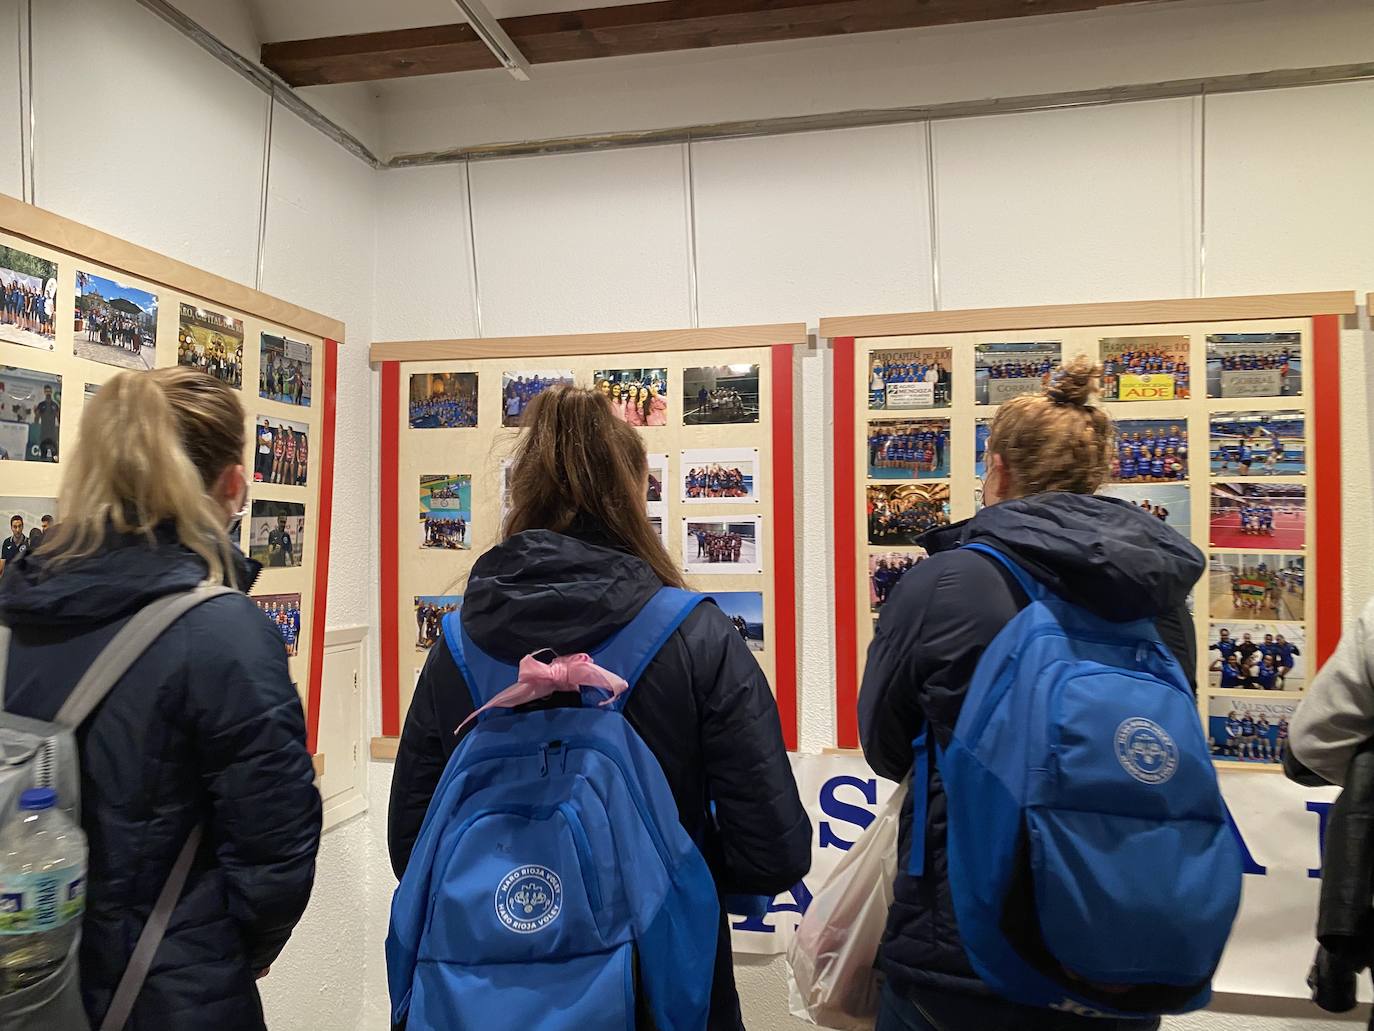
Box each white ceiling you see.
[248,0,650,43]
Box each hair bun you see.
[1046,355,1100,406]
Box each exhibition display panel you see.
[0,194,341,758]
[372,325,806,756]
[824,292,1355,764]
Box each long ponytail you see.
[43,367,246,584]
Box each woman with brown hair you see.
[0,367,320,1030]
[388,384,809,1029]
[858,357,1204,1031]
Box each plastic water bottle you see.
[0,788,88,995]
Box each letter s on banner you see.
[818,775,878,851]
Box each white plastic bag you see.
[786,777,908,1029]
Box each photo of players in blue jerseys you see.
[1096,484,1190,539]
[702,591,765,653]
[1109,420,1188,483]
[1208,553,1304,622]
[867,419,949,480]
[1206,333,1301,399]
[420,474,473,550]
[1099,336,1190,401]
[1209,410,1305,477]
[0,365,61,463]
[1208,697,1295,765]
[252,593,302,658]
[681,448,757,502]
[502,370,574,428]
[682,364,760,426]
[867,347,951,411]
[1209,483,1305,551]
[1208,621,1305,692]
[869,550,927,612]
[974,419,991,479]
[974,341,1061,405]
[867,484,950,546]
[414,595,462,651]
[410,372,477,429]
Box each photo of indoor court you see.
[1208,554,1304,622]
[1209,483,1306,550]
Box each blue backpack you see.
[386,588,721,1031]
[910,544,1243,1017]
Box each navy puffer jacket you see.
[0,529,321,1031]
[859,493,1204,1007]
[389,524,812,1030]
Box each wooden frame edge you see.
[371,736,400,761]
[369,323,808,364]
[0,192,346,342]
[819,291,1357,339]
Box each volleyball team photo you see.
[869,550,926,612]
[420,474,473,550]
[252,593,303,658]
[1209,410,1305,476]
[177,303,244,388]
[1208,697,1296,765]
[1207,621,1306,692]
[409,372,477,429]
[868,346,952,411]
[414,595,462,651]
[867,418,950,480]
[1209,483,1305,550]
[0,365,61,463]
[682,364,760,426]
[1096,484,1191,539]
[1099,335,1190,401]
[702,591,765,653]
[1208,553,1304,621]
[260,333,313,407]
[254,416,309,486]
[0,244,57,350]
[867,483,951,546]
[681,448,757,502]
[595,367,669,426]
[1109,419,1188,483]
[74,270,158,371]
[682,518,761,574]
[249,501,306,569]
[974,341,1061,405]
[502,369,574,427]
[1206,332,1301,398]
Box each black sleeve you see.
[689,604,812,895]
[187,599,321,971]
[1154,602,1198,694]
[859,552,1022,781]
[388,643,470,879]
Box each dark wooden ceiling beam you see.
[262,0,1184,87]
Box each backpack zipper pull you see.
[539,745,549,777]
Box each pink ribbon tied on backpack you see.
[456,651,629,733]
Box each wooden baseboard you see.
[371,736,400,761]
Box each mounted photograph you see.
[681,448,758,502]
[260,333,313,407]
[974,341,1061,405]
[74,270,158,371]
[702,591,765,653]
[178,303,244,388]
[0,365,61,463]
[1209,410,1305,477]
[1208,553,1304,622]
[867,347,952,411]
[420,474,473,550]
[682,364,760,426]
[1207,333,1302,398]
[1209,483,1306,550]
[409,372,477,429]
[1099,335,1190,401]
[248,500,306,569]
[866,484,951,546]
[1109,420,1188,483]
[0,244,57,350]
[867,418,950,480]
[502,370,574,427]
[682,517,762,574]
[595,367,668,426]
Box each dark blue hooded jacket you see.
[859,493,1204,1005]
[388,525,811,1030]
[0,529,321,1031]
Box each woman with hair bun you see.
[859,356,1204,1031]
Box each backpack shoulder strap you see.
[0,624,10,708]
[442,609,518,713]
[54,585,238,729]
[961,542,1049,605]
[591,588,707,709]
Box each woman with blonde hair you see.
[389,384,809,1029]
[0,367,321,1030]
[859,357,1203,1031]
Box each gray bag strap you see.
[0,623,9,708]
[99,825,204,1031]
[54,585,236,729]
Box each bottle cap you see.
[19,788,57,811]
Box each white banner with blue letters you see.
[730,754,1350,1001]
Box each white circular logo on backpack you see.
[495,865,563,934]
[1114,718,1178,785]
